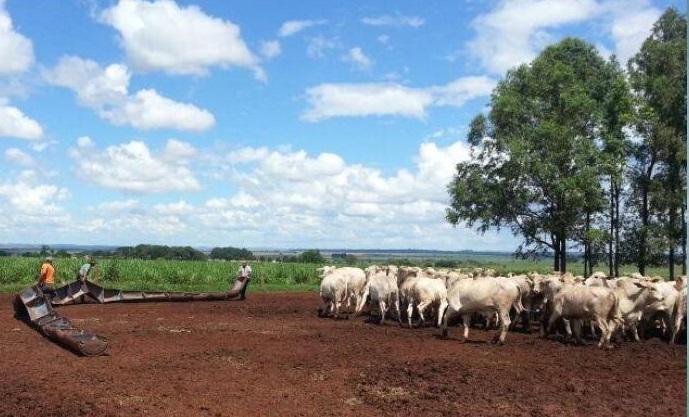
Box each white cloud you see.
[428,76,497,107]
[307,35,339,58]
[0,104,43,139]
[152,200,195,214]
[41,138,509,250]
[468,0,601,75]
[4,147,34,166]
[301,76,496,121]
[361,14,425,28]
[342,47,374,70]
[603,1,662,64]
[100,0,263,78]
[0,0,34,75]
[260,40,282,59]
[68,138,202,193]
[43,57,129,107]
[278,19,327,37]
[190,139,476,247]
[0,181,70,217]
[102,89,215,131]
[44,56,215,131]
[161,139,198,164]
[302,83,433,121]
[87,199,141,214]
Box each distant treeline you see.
[3,245,343,264]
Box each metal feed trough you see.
[13,278,248,357]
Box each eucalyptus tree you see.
[597,57,634,277]
[446,38,609,272]
[628,7,687,277]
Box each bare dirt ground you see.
[1,291,686,417]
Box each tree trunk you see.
[609,181,614,277]
[682,203,687,275]
[638,161,654,276]
[669,246,675,281]
[560,238,567,273]
[614,182,621,277]
[553,235,561,273]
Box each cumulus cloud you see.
[0,104,43,139]
[342,47,374,70]
[0,0,34,75]
[278,19,327,37]
[43,56,215,131]
[99,0,263,78]
[301,76,496,121]
[190,139,476,247]
[467,0,665,75]
[0,181,70,219]
[468,0,601,75]
[68,137,202,193]
[4,147,35,166]
[602,0,662,63]
[360,14,425,28]
[103,89,215,131]
[44,138,511,249]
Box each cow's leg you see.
[441,305,455,338]
[493,309,511,345]
[462,314,472,342]
[394,297,402,325]
[379,300,387,325]
[563,319,573,339]
[589,320,597,339]
[437,300,448,328]
[407,302,414,329]
[596,317,613,348]
[571,319,583,345]
[545,311,560,337]
[417,301,428,327]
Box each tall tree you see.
[599,56,634,277]
[447,38,609,272]
[628,7,687,278]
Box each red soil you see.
[1,292,685,417]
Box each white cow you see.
[317,266,348,319]
[441,276,523,345]
[671,286,687,345]
[613,278,666,342]
[397,267,448,328]
[545,283,622,348]
[355,265,400,325]
[317,266,367,319]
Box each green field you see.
[0,256,676,293]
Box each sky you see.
[0,0,684,251]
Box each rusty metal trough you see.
[13,278,247,356]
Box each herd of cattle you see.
[316,265,688,347]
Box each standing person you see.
[76,259,97,282]
[236,260,252,300]
[37,256,56,297]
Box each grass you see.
[0,256,680,294]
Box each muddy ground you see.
[1,291,686,417]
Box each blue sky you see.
[0,0,684,251]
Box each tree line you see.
[15,245,342,264]
[446,8,686,278]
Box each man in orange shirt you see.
[38,256,56,297]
